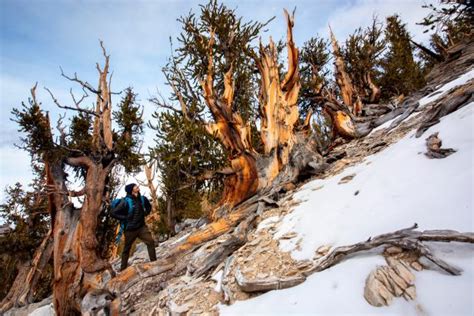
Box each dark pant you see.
[121,225,156,271]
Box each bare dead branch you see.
[30,82,39,105]
[45,87,99,117]
[60,66,101,95]
[99,40,109,61]
[151,93,182,115]
[56,113,67,145]
[70,87,88,107]
[166,73,189,120]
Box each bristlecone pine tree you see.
[0,163,51,311]
[298,35,331,116]
[142,3,326,264]
[379,14,425,100]
[6,43,144,315]
[343,16,385,105]
[298,35,333,152]
[149,110,225,234]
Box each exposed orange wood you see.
[329,27,356,113]
[366,72,381,103]
[333,111,358,139]
[257,9,300,180]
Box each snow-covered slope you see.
[220,80,474,314]
[19,55,473,316]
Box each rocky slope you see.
[9,39,474,316]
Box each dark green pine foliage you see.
[343,17,385,102]
[11,96,57,163]
[150,111,226,231]
[298,36,333,153]
[379,15,426,100]
[299,35,330,116]
[113,87,145,173]
[0,162,51,301]
[173,0,270,122]
[150,0,271,227]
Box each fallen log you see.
[235,268,306,293]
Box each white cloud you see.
[0,146,33,199]
[320,0,437,44]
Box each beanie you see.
[125,183,136,195]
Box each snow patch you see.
[221,100,473,315]
[212,269,223,293]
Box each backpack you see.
[112,196,145,244]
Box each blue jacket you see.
[111,194,151,231]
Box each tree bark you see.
[366,72,381,104]
[166,197,175,234]
[46,51,117,314]
[202,10,314,220]
[144,163,160,225]
[48,159,83,315]
[329,28,358,115]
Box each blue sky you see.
[0,0,436,199]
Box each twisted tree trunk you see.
[47,47,117,315]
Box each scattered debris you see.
[338,173,356,184]
[364,257,417,307]
[424,132,457,159]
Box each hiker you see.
[111,183,157,271]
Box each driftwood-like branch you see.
[231,225,473,295]
[329,26,356,113]
[190,235,245,278]
[56,113,67,146]
[70,87,89,107]
[30,82,39,105]
[307,224,473,276]
[190,207,261,278]
[164,72,189,120]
